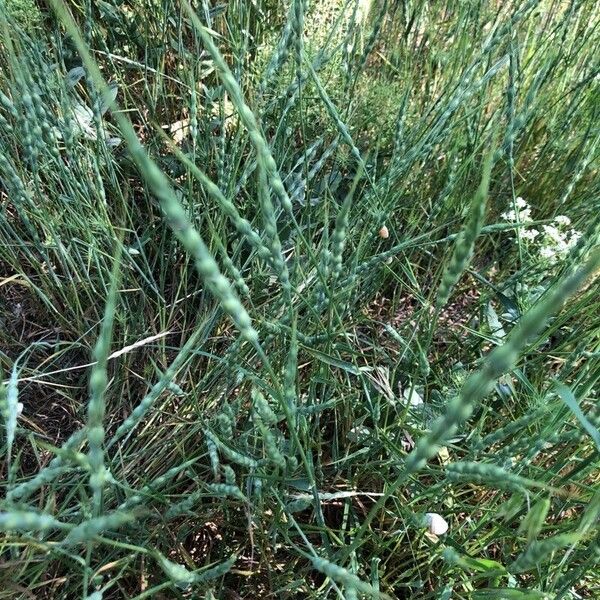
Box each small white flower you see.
[521,228,539,241]
[554,215,571,226]
[542,225,563,244]
[515,196,528,209]
[425,512,449,535]
[540,246,556,260]
[520,208,532,221]
[502,201,533,224]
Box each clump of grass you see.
[1,0,600,598]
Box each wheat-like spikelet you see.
[353,0,388,83]
[7,428,87,502]
[310,555,390,599]
[435,146,494,311]
[165,488,203,519]
[216,411,234,440]
[252,387,279,424]
[87,249,121,510]
[206,436,220,479]
[259,1,296,93]
[510,533,581,574]
[518,497,551,543]
[194,553,238,583]
[329,168,363,283]
[207,483,247,502]
[291,0,306,79]
[0,90,17,116]
[254,411,286,469]
[62,511,135,546]
[222,465,236,487]
[157,551,239,586]
[189,82,197,144]
[284,322,299,422]
[0,361,18,468]
[194,554,238,583]
[117,459,196,511]
[0,510,67,533]
[446,461,539,492]
[108,325,205,446]
[258,167,292,301]
[221,252,250,299]
[204,429,258,469]
[474,405,548,451]
[156,552,197,585]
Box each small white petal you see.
[106,136,122,148]
[425,512,449,535]
[402,388,423,407]
[347,426,372,444]
[16,402,24,416]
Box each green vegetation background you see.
[0,0,599,598]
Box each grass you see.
[1,0,599,598]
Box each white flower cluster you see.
[538,222,580,262]
[501,196,533,224]
[501,197,581,263]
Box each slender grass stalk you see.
[87,245,122,514]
